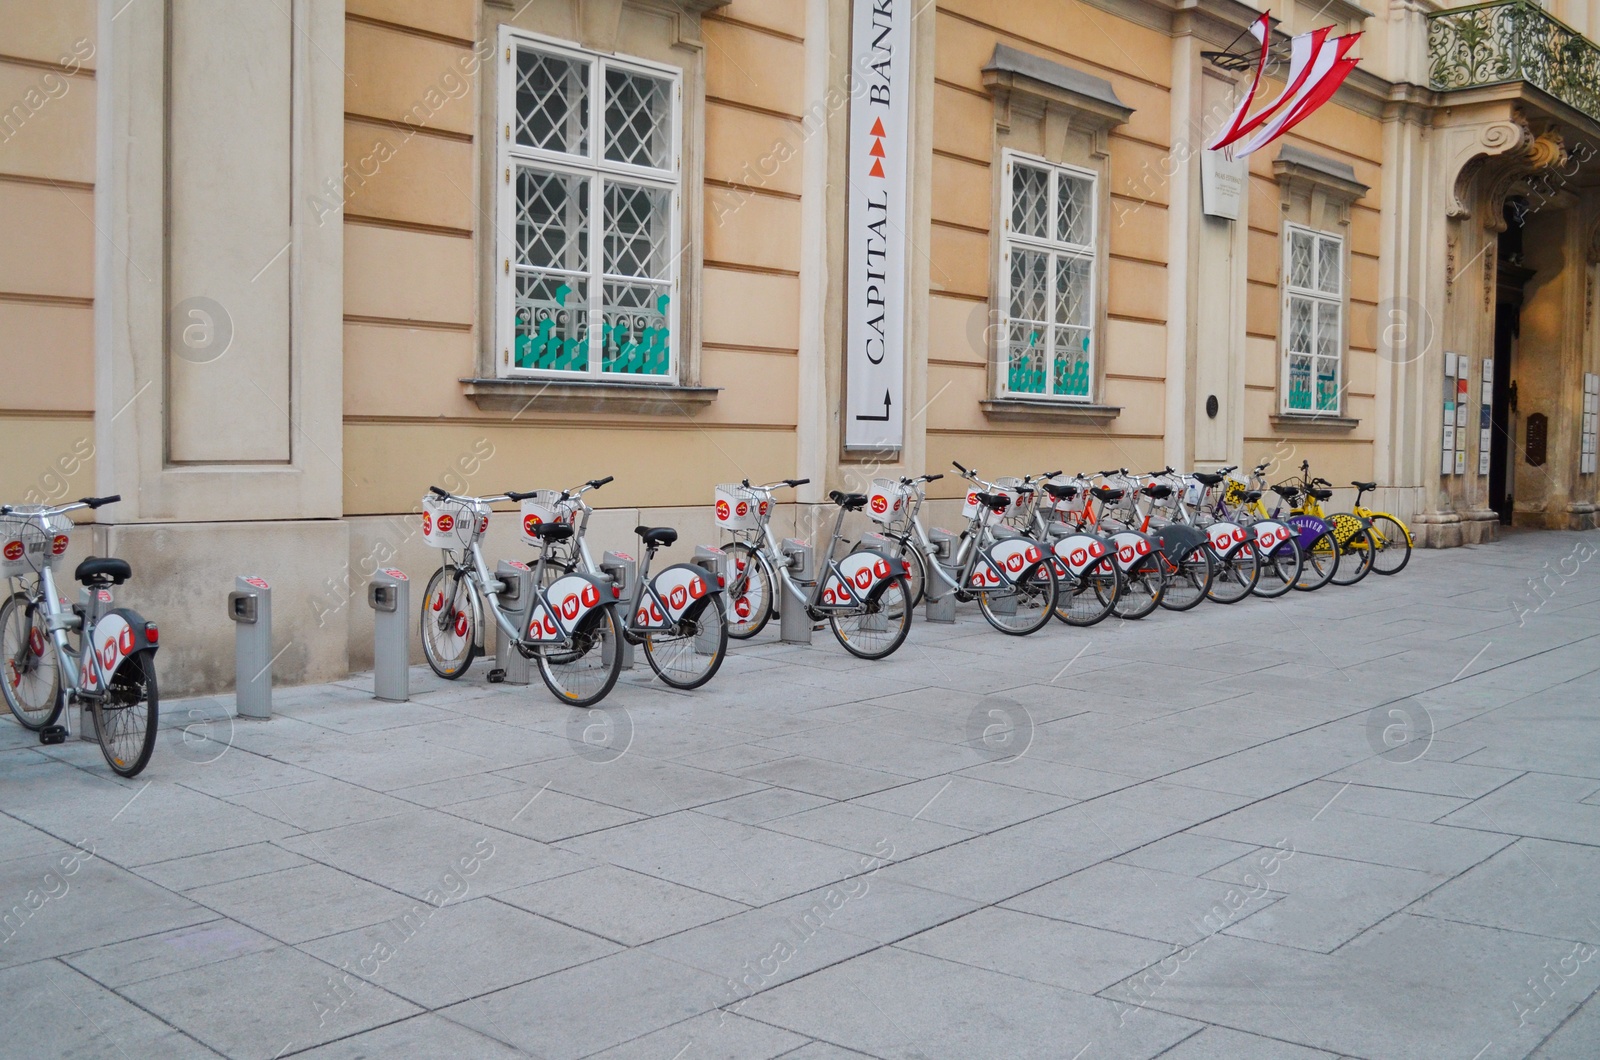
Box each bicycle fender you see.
[636,563,720,629]
[1285,513,1330,549]
[1052,533,1111,578]
[527,573,612,642]
[1251,520,1295,553]
[1327,512,1369,546]
[1204,522,1250,554]
[1108,530,1157,573]
[819,550,899,607]
[976,538,1045,588]
[1154,524,1206,557]
[78,609,157,692]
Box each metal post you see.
[600,551,637,669]
[228,575,272,719]
[780,538,813,645]
[691,545,726,653]
[925,530,957,623]
[493,560,533,684]
[367,569,410,702]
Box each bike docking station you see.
[492,560,534,684]
[599,550,637,669]
[228,575,272,719]
[368,568,410,702]
[780,538,813,645]
[692,544,727,654]
[924,530,958,623]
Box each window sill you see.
[981,398,1121,425]
[461,378,720,416]
[1269,412,1360,433]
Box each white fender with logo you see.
[633,563,721,631]
[77,610,157,692]
[1251,520,1295,554]
[819,550,899,607]
[1205,521,1250,555]
[970,537,1045,589]
[526,573,611,643]
[1108,530,1157,573]
[1051,533,1111,579]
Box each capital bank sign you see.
[844,0,911,451]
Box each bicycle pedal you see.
[39,724,68,745]
[811,621,827,631]
[486,668,507,684]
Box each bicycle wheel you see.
[1252,536,1302,598]
[1055,556,1119,626]
[830,574,912,660]
[94,649,158,778]
[724,542,775,640]
[1295,529,1340,591]
[537,604,622,707]
[1158,542,1214,612]
[979,561,1058,636]
[1206,540,1259,604]
[420,566,478,679]
[1367,515,1413,575]
[643,594,728,690]
[1112,557,1166,619]
[0,592,63,731]
[900,544,927,610]
[1330,516,1374,586]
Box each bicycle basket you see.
[0,509,71,576]
[519,490,581,545]
[713,484,765,530]
[962,482,1016,519]
[866,479,910,526]
[420,496,482,550]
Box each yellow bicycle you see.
[1345,480,1412,575]
[1288,468,1374,586]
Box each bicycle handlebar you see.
[588,476,614,490]
[429,486,449,498]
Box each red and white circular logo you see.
[437,514,455,534]
[51,535,69,556]
[118,626,135,655]
[384,569,408,580]
[421,512,432,535]
[689,577,706,599]
[735,501,749,517]
[1070,548,1088,567]
[478,515,489,534]
[524,513,542,534]
[854,568,873,590]
[669,585,688,611]
[561,594,581,621]
[734,598,751,618]
[1006,552,1025,573]
[1119,546,1135,564]
[759,501,770,516]
[716,500,730,521]
[2,541,21,561]
[870,495,888,514]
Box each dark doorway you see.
[1490,201,1532,525]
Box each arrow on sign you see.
[856,389,892,422]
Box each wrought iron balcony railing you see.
[1429,0,1600,120]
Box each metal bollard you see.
[600,551,637,669]
[228,575,272,719]
[691,545,727,653]
[493,560,533,684]
[924,529,957,623]
[779,538,813,645]
[368,569,410,702]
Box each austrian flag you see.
[1206,12,1361,160]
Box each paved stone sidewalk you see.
[2,530,1599,1059]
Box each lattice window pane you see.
[516,167,589,271]
[1010,248,1049,323]
[1315,357,1339,412]
[1289,230,1314,290]
[514,273,589,372]
[1053,327,1091,397]
[605,68,672,169]
[516,49,590,156]
[1056,173,1092,246]
[602,281,671,376]
[1011,163,1050,239]
[1316,301,1340,359]
[1288,297,1313,355]
[603,181,671,280]
[1287,353,1313,410]
[1055,253,1091,327]
[1317,235,1341,294]
[1007,321,1047,395]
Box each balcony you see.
[1429,1,1600,122]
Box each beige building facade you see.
[5,0,1600,693]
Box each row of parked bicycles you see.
[415,460,1412,708]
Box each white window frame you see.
[997,149,1098,403]
[495,27,683,384]
[1280,222,1345,415]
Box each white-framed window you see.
[998,150,1097,401]
[496,28,682,382]
[1281,223,1344,414]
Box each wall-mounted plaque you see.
[1526,412,1548,468]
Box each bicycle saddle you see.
[1271,484,1300,499]
[975,492,1010,511]
[1090,487,1123,502]
[1141,484,1173,499]
[529,523,575,542]
[635,526,678,547]
[75,556,131,586]
[1043,483,1078,501]
[1242,490,1263,503]
[1308,487,1333,501]
[828,490,869,510]
[1192,472,1225,487]
[1352,480,1376,492]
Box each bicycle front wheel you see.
[1368,515,1412,575]
[979,561,1058,636]
[724,542,775,640]
[1330,516,1374,586]
[537,604,623,707]
[829,574,912,660]
[1112,557,1166,619]
[1295,529,1340,591]
[1055,556,1119,626]
[643,594,729,690]
[1206,540,1259,604]
[420,567,479,679]
[1159,543,1214,612]
[95,649,158,778]
[1252,537,1302,598]
[0,592,63,731]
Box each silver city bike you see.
[718,480,914,660]
[0,495,160,777]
